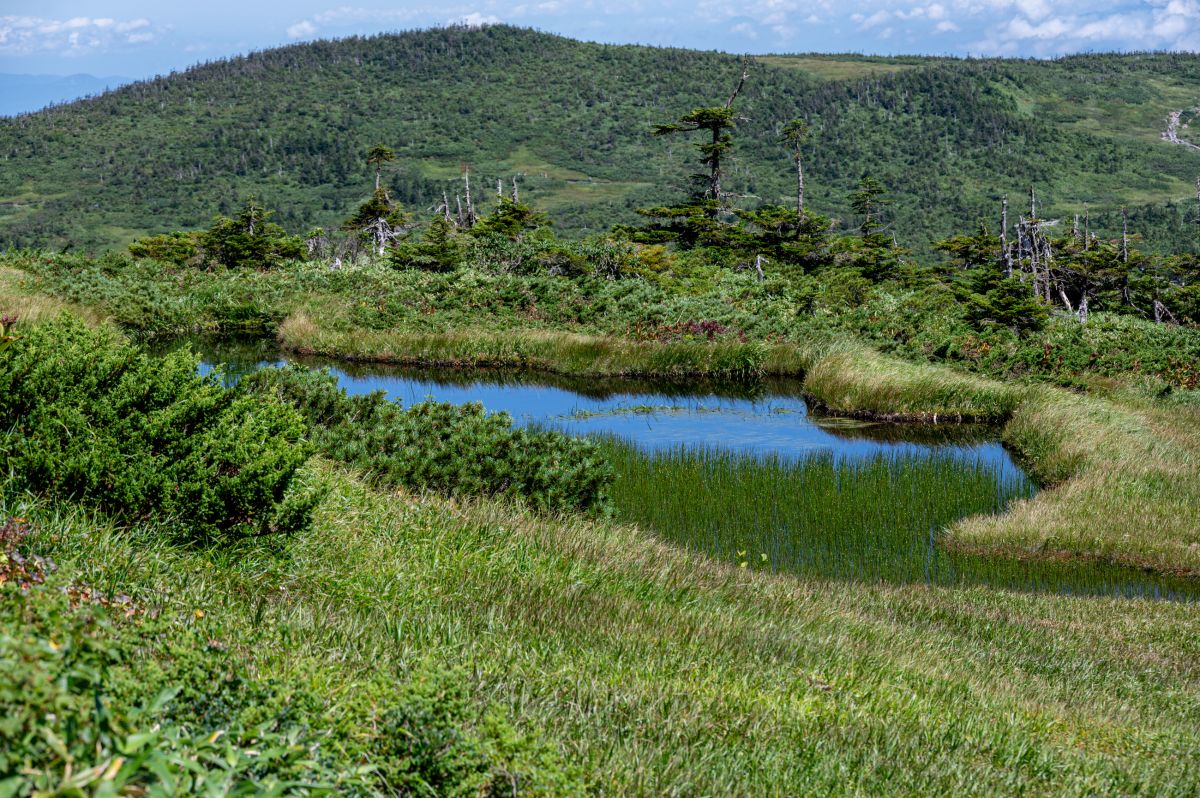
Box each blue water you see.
[167,336,1200,602]
[189,341,1027,484]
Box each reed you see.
[601,438,1200,600]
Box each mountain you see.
[1,26,1199,254]
[0,73,132,117]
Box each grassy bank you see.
[278,310,814,379]
[14,460,1200,796]
[947,393,1200,575]
[5,252,1200,574]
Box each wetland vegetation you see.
[3,24,1200,797]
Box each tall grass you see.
[22,462,1200,796]
[947,390,1200,576]
[604,439,1200,600]
[279,311,816,378]
[0,267,108,326]
[802,347,1025,422]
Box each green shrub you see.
[240,365,613,514]
[128,231,201,266]
[364,671,582,798]
[0,557,359,794]
[0,319,317,542]
[200,199,306,270]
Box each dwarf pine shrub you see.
[0,318,317,541]
[241,365,613,514]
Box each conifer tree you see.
[780,118,809,217]
[367,144,396,191]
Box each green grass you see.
[755,55,920,81]
[13,459,1200,795]
[604,439,1033,580]
[947,391,1200,576]
[278,312,817,379]
[603,437,1200,600]
[7,251,1200,576]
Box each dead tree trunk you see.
[1121,206,1130,264]
[796,155,805,216]
[1001,196,1012,277]
[462,167,476,227]
[1059,285,1075,313]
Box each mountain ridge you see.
[1,25,1198,254]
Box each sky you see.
[1,1,1199,79]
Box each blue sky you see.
[2,1,1199,78]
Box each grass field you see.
[3,260,1200,793]
[11,458,1200,795]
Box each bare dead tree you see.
[511,175,520,203]
[466,169,476,226]
[1155,298,1178,324]
[1121,206,1130,264]
[726,58,750,109]
[362,216,406,256]
[1001,196,1012,277]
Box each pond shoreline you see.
[144,324,1200,581]
[170,333,1200,602]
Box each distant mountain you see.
[0,73,133,117]
[1,26,1198,253]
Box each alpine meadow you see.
[4,21,1200,797]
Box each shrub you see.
[128,230,201,265]
[365,671,582,798]
[200,199,305,269]
[240,366,613,514]
[0,318,317,542]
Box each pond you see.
[168,336,1200,602]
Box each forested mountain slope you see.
[2,25,1199,253]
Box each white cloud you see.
[286,20,318,39]
[455,12,502,27]
[0,15,161,55]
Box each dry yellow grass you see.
[0,267,108,326]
